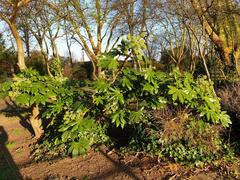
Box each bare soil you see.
[0,99,236,180]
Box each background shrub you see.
[217,82,240,153]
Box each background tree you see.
[189,0,240,74]
[0,33,17,78]
[0,0,33,70]
[46,0,123,78]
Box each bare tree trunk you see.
[234,50,240,75]
[30,105,44,139]
[66,34,73,68]
[200,49,211,82]
[39,42,52,77]
[91,60,101,79]
[190,0,240,73]
[23,25,31,59]
[9,23,27,71]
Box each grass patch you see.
[11,128,22,136]
[6,141,15,150]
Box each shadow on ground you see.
[0,126,23,179]
[41,146,143,180]
[88,148,141,180]
[0,99,34,136]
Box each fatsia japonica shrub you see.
[159,70,233,165]
[94,34,232,165]
[0,69,109,157]
[0,69,68,138]
[0,35,234,165]
[95,40,231,129]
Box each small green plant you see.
[6,141,16,150]
[11,128,23,136]
[49,58,63,77]
[30,140,68,162]
[168,69,231,127]
[55,112,109,157]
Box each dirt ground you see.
[0,99,236,180]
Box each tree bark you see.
[9,23,27,71]
[23,25,31,59]
[30,105,44,139]
[190,0,240,71]
[234,50,240,75]
[39,41,52,76]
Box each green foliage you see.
[111,35,146,59]
[159,116,225,165]
[168,69,231,127]
[92,64,230,129]
[0,69,68,107]
[56,113,109,157]
[0,35,234,167]
[0,69,108,156]
[98,54,119,71]
[49,58,63,77]
[92,67,169,129]
[30,140,67,162]
[94,53,232,165]
[98,35,147,79]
